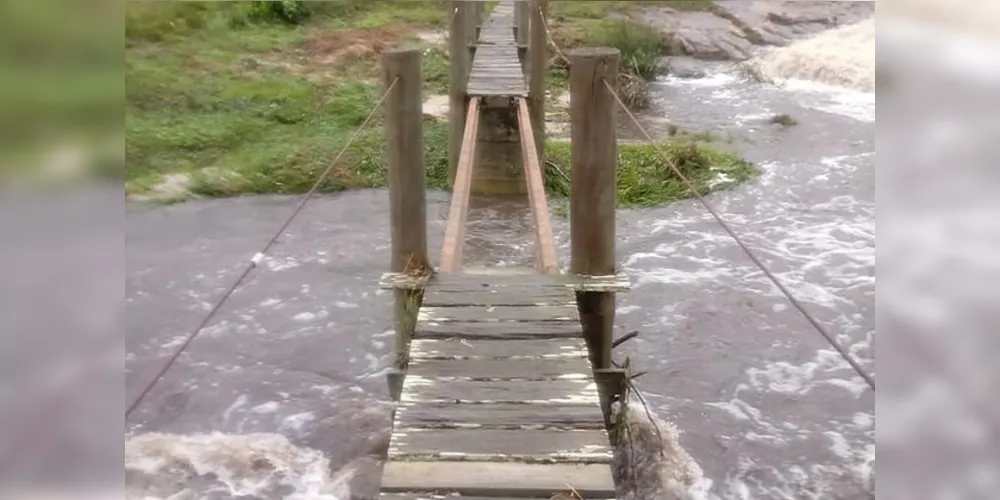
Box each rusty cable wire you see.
[124,77,401,420]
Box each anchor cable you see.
[537,6,874,391]
[124,77,401,420]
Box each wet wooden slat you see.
[401,377,598,404]
[388,428,613,462]
[468,1,526,97]
[408,338,588,360]
[416,320,582,339]
[419,304,578,322]
[422,288,573,306]
[381,495,567,500]
[394,402,605,429]
[381,271,631,292]
[428,272,630,290]
[407,356,591,379]
[380,462,616,498]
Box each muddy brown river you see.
[124,52,876,500]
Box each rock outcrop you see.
[633,1,875,61]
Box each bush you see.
[598,21,665,81]
[230,1,312,28]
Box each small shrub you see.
[544,139,756,208]
[599,21,664,81]
[618,72,650,110]
[248,1,311,26]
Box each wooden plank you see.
[394,402,605,429]
[409,338,588,360]
[382,495,598,500]
[416,320,582,339]
[422,288,573,306]
[380,271,630,291]
[382,495,590,500]
[380,461,616,497]
[419,304,578,322]
[388,428,612,462]
[439,97,481,274]
[516,97,559,274]
[429,271,630,290]
[401,377,598,404]
[407,356,591,379]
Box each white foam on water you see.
[125,432,349,500]
[657,71,739,89]
[612,395,710,500]
[780,79,875,122]
[264,256,301,272]
[751,18,874,92]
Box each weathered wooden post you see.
[515,0,529,45]
[467,0,482,42]
[528,0,547,164]
[449,1,473,186]
[384,48,428,401]
[569,46,620,421]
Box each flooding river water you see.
[125,59,875,499]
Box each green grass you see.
[545,139,757,209]
[125,1,755,207]
[544,2,670,108]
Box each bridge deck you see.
[468,1,527,97]
[379,272,616,499]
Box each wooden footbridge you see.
[118,3,877,497]
[376,1,632,498]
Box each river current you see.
[125,27,876,500]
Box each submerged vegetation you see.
[125,1,756,207]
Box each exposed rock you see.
[655,56,707,79]
[637,8,754,61]
[633,1,876,61]
[714,1,875,47]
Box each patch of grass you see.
[544,138,758,209]
[597,20,665,80]
[125,0,754,207]
[125,0,453,200]
[545,3,665,108]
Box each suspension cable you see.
[535,6,874,390]
[603,79,874,390]
[124,77,401,420]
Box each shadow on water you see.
[125,64,874,498]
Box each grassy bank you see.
[125,1,755,207]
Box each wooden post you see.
[449,1,473,186]
[466,0,481,43]
[528,0,547,165]
[569,47,619,421]
[515,0,529,45]
[384,48,428,393]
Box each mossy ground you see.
[125,1,756,207]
